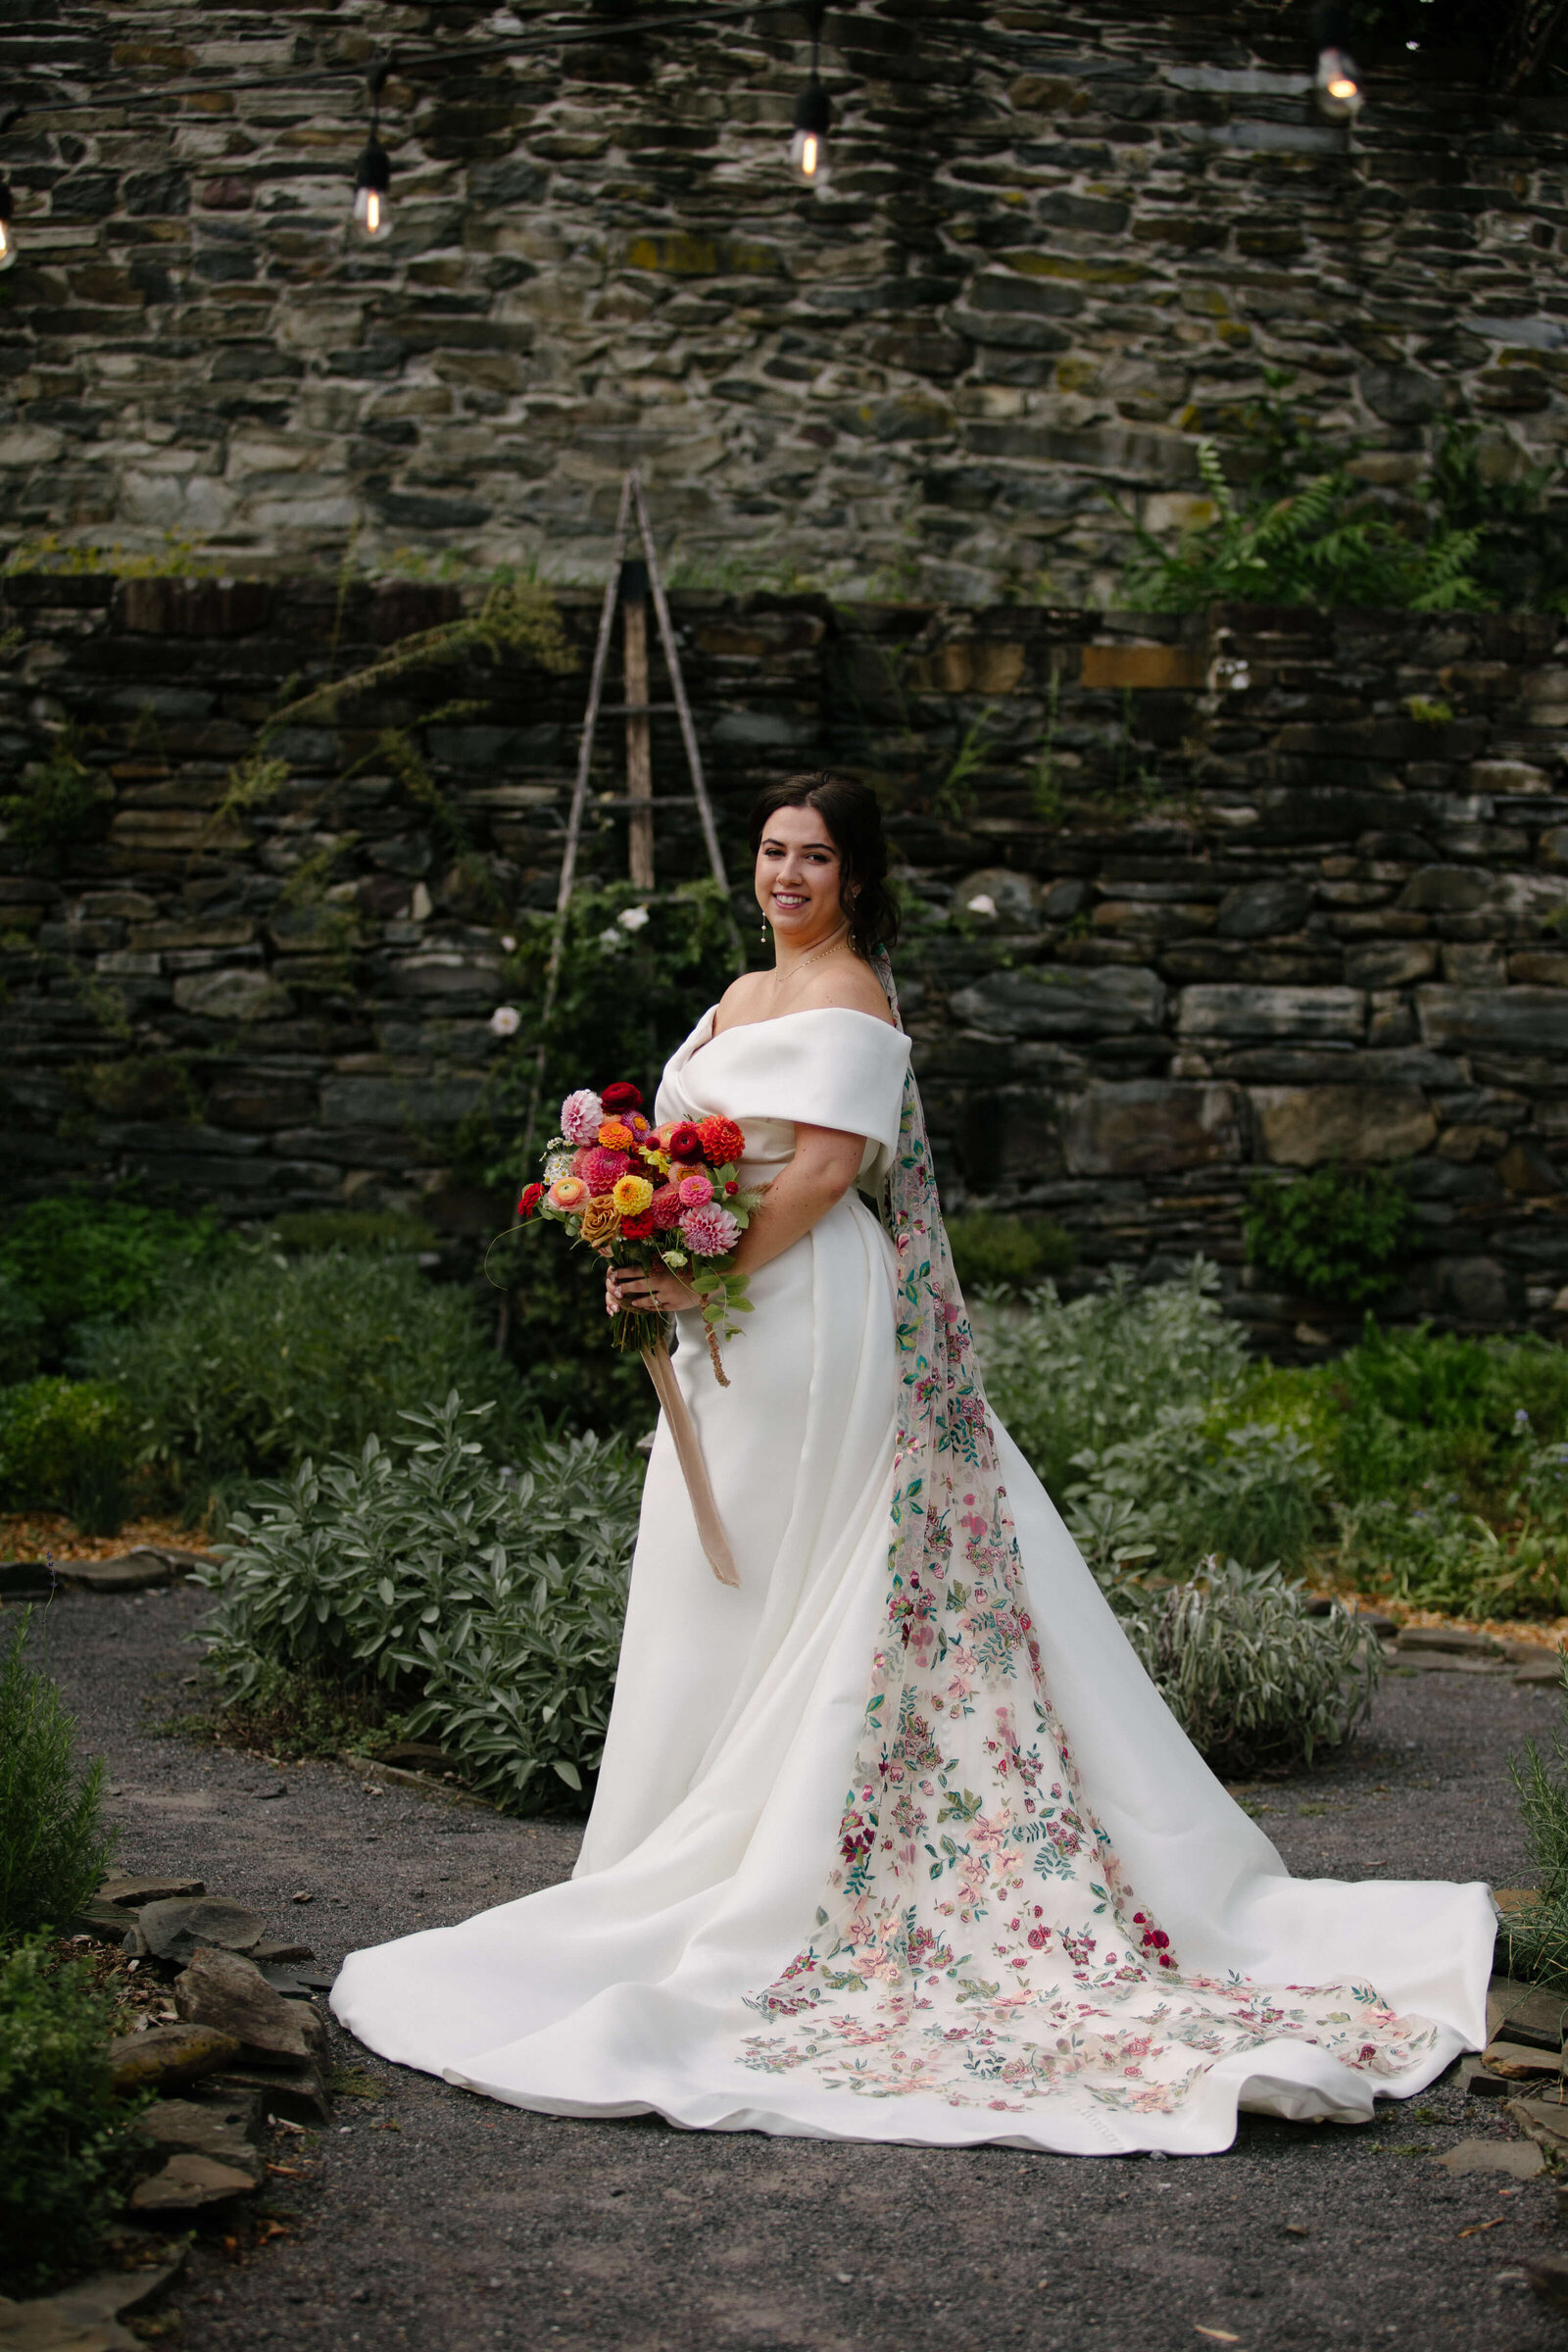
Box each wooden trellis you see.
[521,469,737,1158]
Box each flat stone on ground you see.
[174,1946,326,2065]
[1434,2136,1545,2178]
[134,2095,264,2181]
[138,1895,265,1961]
[205,2060,331,2126]
[107,2021,241,2094]
[128,2151,259,2211]
[0,2302,138,2351]
[55,1551,179,1593]
[97,1874,204,1908]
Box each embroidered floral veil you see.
[735,952,1434,2124]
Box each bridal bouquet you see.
[517,1081,762,1387]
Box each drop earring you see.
[760,913,768,945]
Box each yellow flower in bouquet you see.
[612,1173,654,1216]
[580,1195,621,1246]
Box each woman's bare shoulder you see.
[797,958,898,1026]
[714,969,770,1022]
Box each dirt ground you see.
[33,1581,1568,2352]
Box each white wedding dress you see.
[332,1002,1494,2156]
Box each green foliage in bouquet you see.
[1244,1163,1418,1307]
[0,1940,146,2293]
[0,1610,117,1942]
[196,1393,643,1808]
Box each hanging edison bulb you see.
[351,61,393,240]
[353,143,392,239]
[787,2,832,190]
[1311,4,1364,122]
[0,181,16,273]
[789,76,832,188]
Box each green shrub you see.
[0,1378,131,1535]
[974,1261,1250,1498]
[0,1268,43,1386]
[1244,1164,1418,1307]
[80,1251,524,1505]
[1122,1562,1378,1777]
[466,876,745,1182]
[0,1939,145,2292]
[975,1263,1328,1587]
[269,1209,437,1255]
[1503,1657,1568,1986]
[0,1610,116,1941]
[0,1192,220,1367]
[948,1212,1077,1296]
[196,1393,643,1808]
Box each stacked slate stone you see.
[2,573,1567,1349]
[0,3,1566,600]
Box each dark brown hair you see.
[747,772,901,961]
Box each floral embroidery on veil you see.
[734,953,1436,2120]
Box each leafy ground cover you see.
[975,1264,1568,1625]
[194,1394,642,1808]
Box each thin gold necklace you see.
[771,919,851,994]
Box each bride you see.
[332,773,1492,2155]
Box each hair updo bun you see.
[746,772,901,962]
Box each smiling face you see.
[755,800,850,952]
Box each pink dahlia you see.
[677,1170,713,1209]
[582,1145,630,1196]
[560,1088,605,1146]
[679,1202,741,1257]
[649,1184,684,1231]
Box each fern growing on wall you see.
[1123,442,1489,614]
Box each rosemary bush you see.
[0,1609,116,1941]
[1504,1656,1568,1987]
[196,1393,643,1807]
[0,1940,144,2293]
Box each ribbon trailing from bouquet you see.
[641,1336,739,1588]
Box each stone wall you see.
[3,3,1568,603]
[3,571,1568,1353]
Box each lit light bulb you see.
[1314,44,1363,121]
[789,126,829,187]
[353,182,390,239]
[790,53,832,193]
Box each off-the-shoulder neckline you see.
[690,1003,905,1060]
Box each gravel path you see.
[34,1584,1568,2352]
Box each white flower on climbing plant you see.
[501,934,516,952]
[965,894,997,918]
[618,905,652,931]
[489,1004,521,1038]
